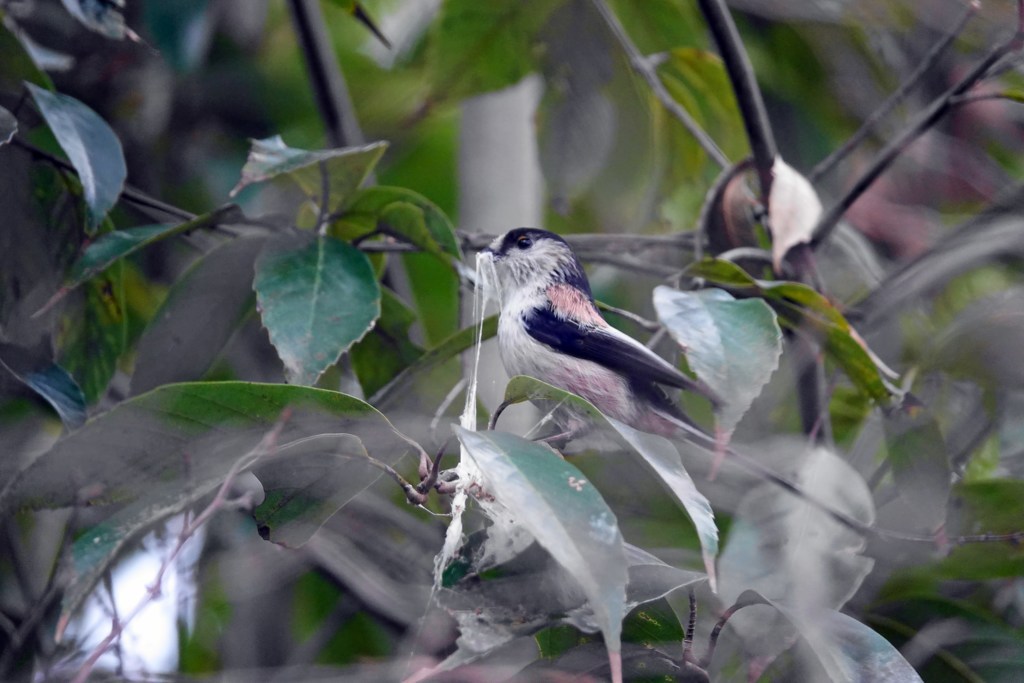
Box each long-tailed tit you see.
[481,228,719,440]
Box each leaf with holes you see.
[653,286,781,435]
[254,233,380,386]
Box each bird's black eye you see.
[516,236,533,250]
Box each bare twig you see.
[812,1,1024,247]
[682,588,698,664]
[286,0,365,147]
[696,0,777,200]
[598,302,661,332]
[592,0,729,168]
[699,593,768,669]
[809,1,980,183]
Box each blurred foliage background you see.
[2,0,1024,681]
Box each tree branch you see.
[696,0,777,201]
[286,0,366,147]
[809,1,980,184]
[811,1,1024,247]
[592,0,729,168]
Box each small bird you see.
[481,228,719,441]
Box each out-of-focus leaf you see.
[883,407,951,532]
[937,480,1024,579]
[65,205,243,290]
[142,0,212,72]
[438,539,702,670]
[0,382,411,513]
[768,157,822,271]
[927,287,1024,389]
[26,83,126,232]
[254,233,380,386]
[131,236,265,395]
[350,288,422,397]
[58,266,126,403]
[370,314,497,409]
[718,445,875,663]
[60,0,129,39]
[729,590,924,683]
[230,136,387,214]
[343,185,461,258]
[454,427,627,671]
[0,106,16,146]
[688,258,897,402]
[0,21,53,90]
[253,434,380,548]
[653,286,782,435]
[498,375,719,589]
[429,0,560,100]
[0,342,86,429]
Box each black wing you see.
[523,306,720,405]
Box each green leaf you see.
[0,381,412,513]
[66,205,244,289]
[58,266,127,403]
[937,480,1024,579]
[687,258,896,402]
[350,288,422,397]
[130,236,265,395]
[454,427,627,661]
[60,0,129,39]
[883,407,951,532]
[0,342,86,429]
[430,0,560,100]
[0,105,16,146]
[252,433,381,548]
[26,83,126,231]
[717,445,875,664]
[498,375,719,589]
[344,185,462,258]
[0,20,53,91]
[370,314,498,409]
[254,233,381,386]
[653,286,782,434]
[732,590,924,683]
[230,135,386,215]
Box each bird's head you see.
[480,228,592,303]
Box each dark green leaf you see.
[131,235,265,395]
[0,342,86,428]
[254,233,381,386]
[66,205,243,289]
[0,381,412,513]
[653,286,782,434]
[350,288,422,397]
[454,427,627,659]
[142,0,212,72]
[937,480,1024,579]
[26,83,126,231]
[58,266,127,403]
[430,0,561,100]
[230,135,386,214]
[345,185,462,258]
[253,433,381,547]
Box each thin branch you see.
[598,302,661,332]
[286,0,365,147]
[809,1,980,183]
[699,593,768,669]
[812,3,1024,247]
[592,0,729,168]
[696,0,777,200]
[682,588,698,664]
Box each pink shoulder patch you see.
[546,284,606,326]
